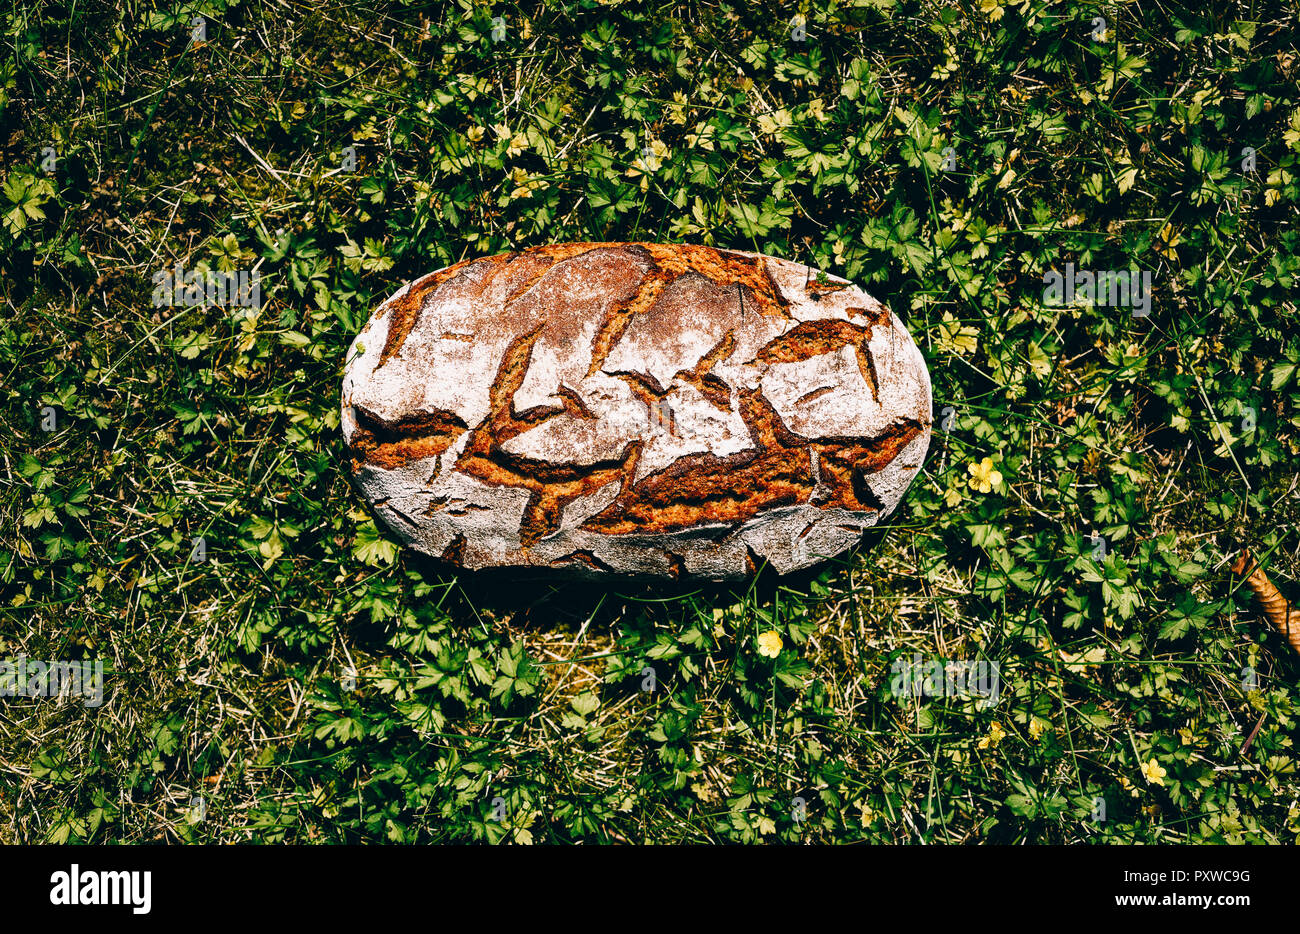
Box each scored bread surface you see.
[342,242,932,579]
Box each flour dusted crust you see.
[341,243,932,579]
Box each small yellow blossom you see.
[1028,717,1048,740]
[757,630,783,658]
[977,721,1006,749]
[1141,758,1167,786]
[967,457,1003,494]
[467,125,485,144]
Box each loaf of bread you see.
[342,243,932,579]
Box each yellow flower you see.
[1028,717,1048,740]
[757,630,783,658]
[1141,758,1167,786]
[967,457,1003,493]
[977,721,1005,749]
[466,125,485,144]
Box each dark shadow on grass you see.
[401,515,900,632]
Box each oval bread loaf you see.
[341,242,932,579]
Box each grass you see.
[2,0,1299,843]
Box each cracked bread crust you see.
[342,242,933,579]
